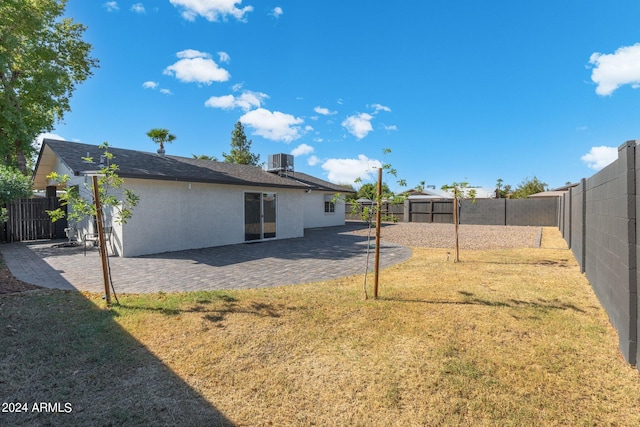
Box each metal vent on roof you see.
[268,153,294,176]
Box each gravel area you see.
[348,222,542,250]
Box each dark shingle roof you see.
[282,171,355,193]
[35,139,351,193]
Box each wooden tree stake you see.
[374,167,382,299]
[92,175,111,305]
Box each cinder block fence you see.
[346,198,558,226]
[559,140,639,367]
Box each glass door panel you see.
[262,193,276,239]
[244,192,261,241]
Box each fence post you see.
[580,178,587,274]
[567,187,572,249]
[403,199,410,222]
[618,141,638,367]
[503,198,507,226]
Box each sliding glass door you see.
[244,192,277,241]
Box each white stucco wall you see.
[47,160,94,245]
[119,179,305,257]
[302,192,347,229]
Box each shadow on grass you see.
[0,290,235,426]
[113,295,283,324]
[457,258,573,268]
[380,291,586,313]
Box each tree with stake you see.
[346,148,408,299]
[47,143,139,305]
[0,0,98,172]
[146,128,176,155]
[441,181,476,262]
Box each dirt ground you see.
[0,253,42,294]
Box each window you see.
[324,198,335,213]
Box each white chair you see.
[83,226,113,256]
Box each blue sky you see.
[43,0,640,192]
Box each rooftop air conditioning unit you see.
[268,153,294,175]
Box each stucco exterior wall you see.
[302,192,347,228]
[119,179,304,257]
[47,160,96,245]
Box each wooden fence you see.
[346,200,454,223]
[2,198,67,242]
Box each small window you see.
[324,200,335,213]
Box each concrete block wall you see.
[461,198,557,226]
[561,140,638,366]
[506,198,558,226]
[461,199,506,225]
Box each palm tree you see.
[146,128,176,154]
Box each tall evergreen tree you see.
[222,121,260,166]
[0,0,98,172]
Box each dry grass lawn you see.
[2,227,640,426]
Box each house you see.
[404,186,498,200]
[404,188,451,200]
[439,186,498,199]
[528,183,578,198]
[32,139,354,257]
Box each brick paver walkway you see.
[1,224,411,294]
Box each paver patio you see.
[1,224,411,294]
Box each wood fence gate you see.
[2,198,67,242]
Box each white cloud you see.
[103,1,119,12]
[204,90,268,111]
[271,6,283,18]
[314,106,337,116]
[342,113,373,139]
[321,154,382,183]
[371,103,391,113]
[143,81,171,94]
[143,81,158,89]
[164,49,230,84]
[240,108,304,143]
[589,43,640,96]
[384,125,398,131]
[205,94,235,109]
[131,3,145,13]
[169,0,253,22]
[291,144,314,157]
[218,51,230,63]
[307,155,319,166]
[581,146,617,170]
[35,132,64,146]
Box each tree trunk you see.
[15,149,28,174]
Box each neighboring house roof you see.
[551,183,579,192]
[32,139,350,193]
[440,187,498,199]
[404,188,451,199]
[282,171,356,193]
[528,190,567,198]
